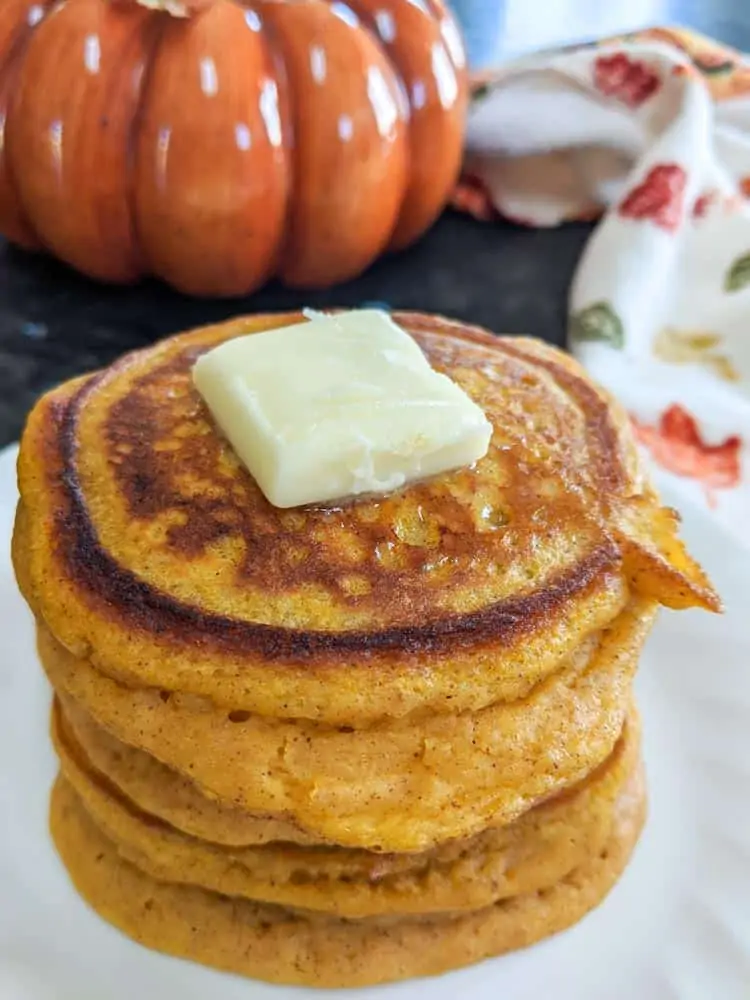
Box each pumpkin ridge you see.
[122,8,167,277]
[250,2,296,281]
[0,0,59,249]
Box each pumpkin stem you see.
[123,0,215,15]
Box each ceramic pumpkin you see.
[0,0,467,295]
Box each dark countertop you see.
[0,217,591,448]
[2,1,749,449]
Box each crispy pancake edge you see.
[15,312,719,722]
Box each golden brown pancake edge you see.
[14,312,718,725]
[50,770,647,988]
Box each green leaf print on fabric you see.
[569,302,624,348]
[691,55,735,78]
[724,252,750,292]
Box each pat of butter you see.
[192,310,492,509]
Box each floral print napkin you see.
[453,28,749,546]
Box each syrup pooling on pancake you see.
[14,313,717,725]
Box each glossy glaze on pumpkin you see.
[0,0,467,294]
[0,0,57,248]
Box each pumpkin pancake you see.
[50,770,647,988]
[58,695,320,849]
[40,599,653,851]
[53,697,641,918]
[14,313,719,728]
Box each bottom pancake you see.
[52,696,642,918]
[50,773,646,988]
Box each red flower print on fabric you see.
[693,188,742,219]
[692,190,715,219]
[631,404,742,506]
[618,164,687,232]
[594,53,661,107]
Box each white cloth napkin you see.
[460,33,750,546]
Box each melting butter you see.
[192,310,492,509]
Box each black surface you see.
[0,216,591,448]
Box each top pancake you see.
[14,312,719,723]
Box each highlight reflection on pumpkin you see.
[0,0,467,295]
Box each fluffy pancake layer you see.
[14,313,718,727]
[40,598,654,852]
[58,695,320,849]
[52,698,641,918]
[50,771,646,988]
[16,313,719,987]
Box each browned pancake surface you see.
[15,312,718,723]
[39,600,650,851]
[52,694,642,918]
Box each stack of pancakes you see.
[13,312,718,988]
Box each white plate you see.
[1,441,749,1000]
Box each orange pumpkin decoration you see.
[0,0,467,295]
